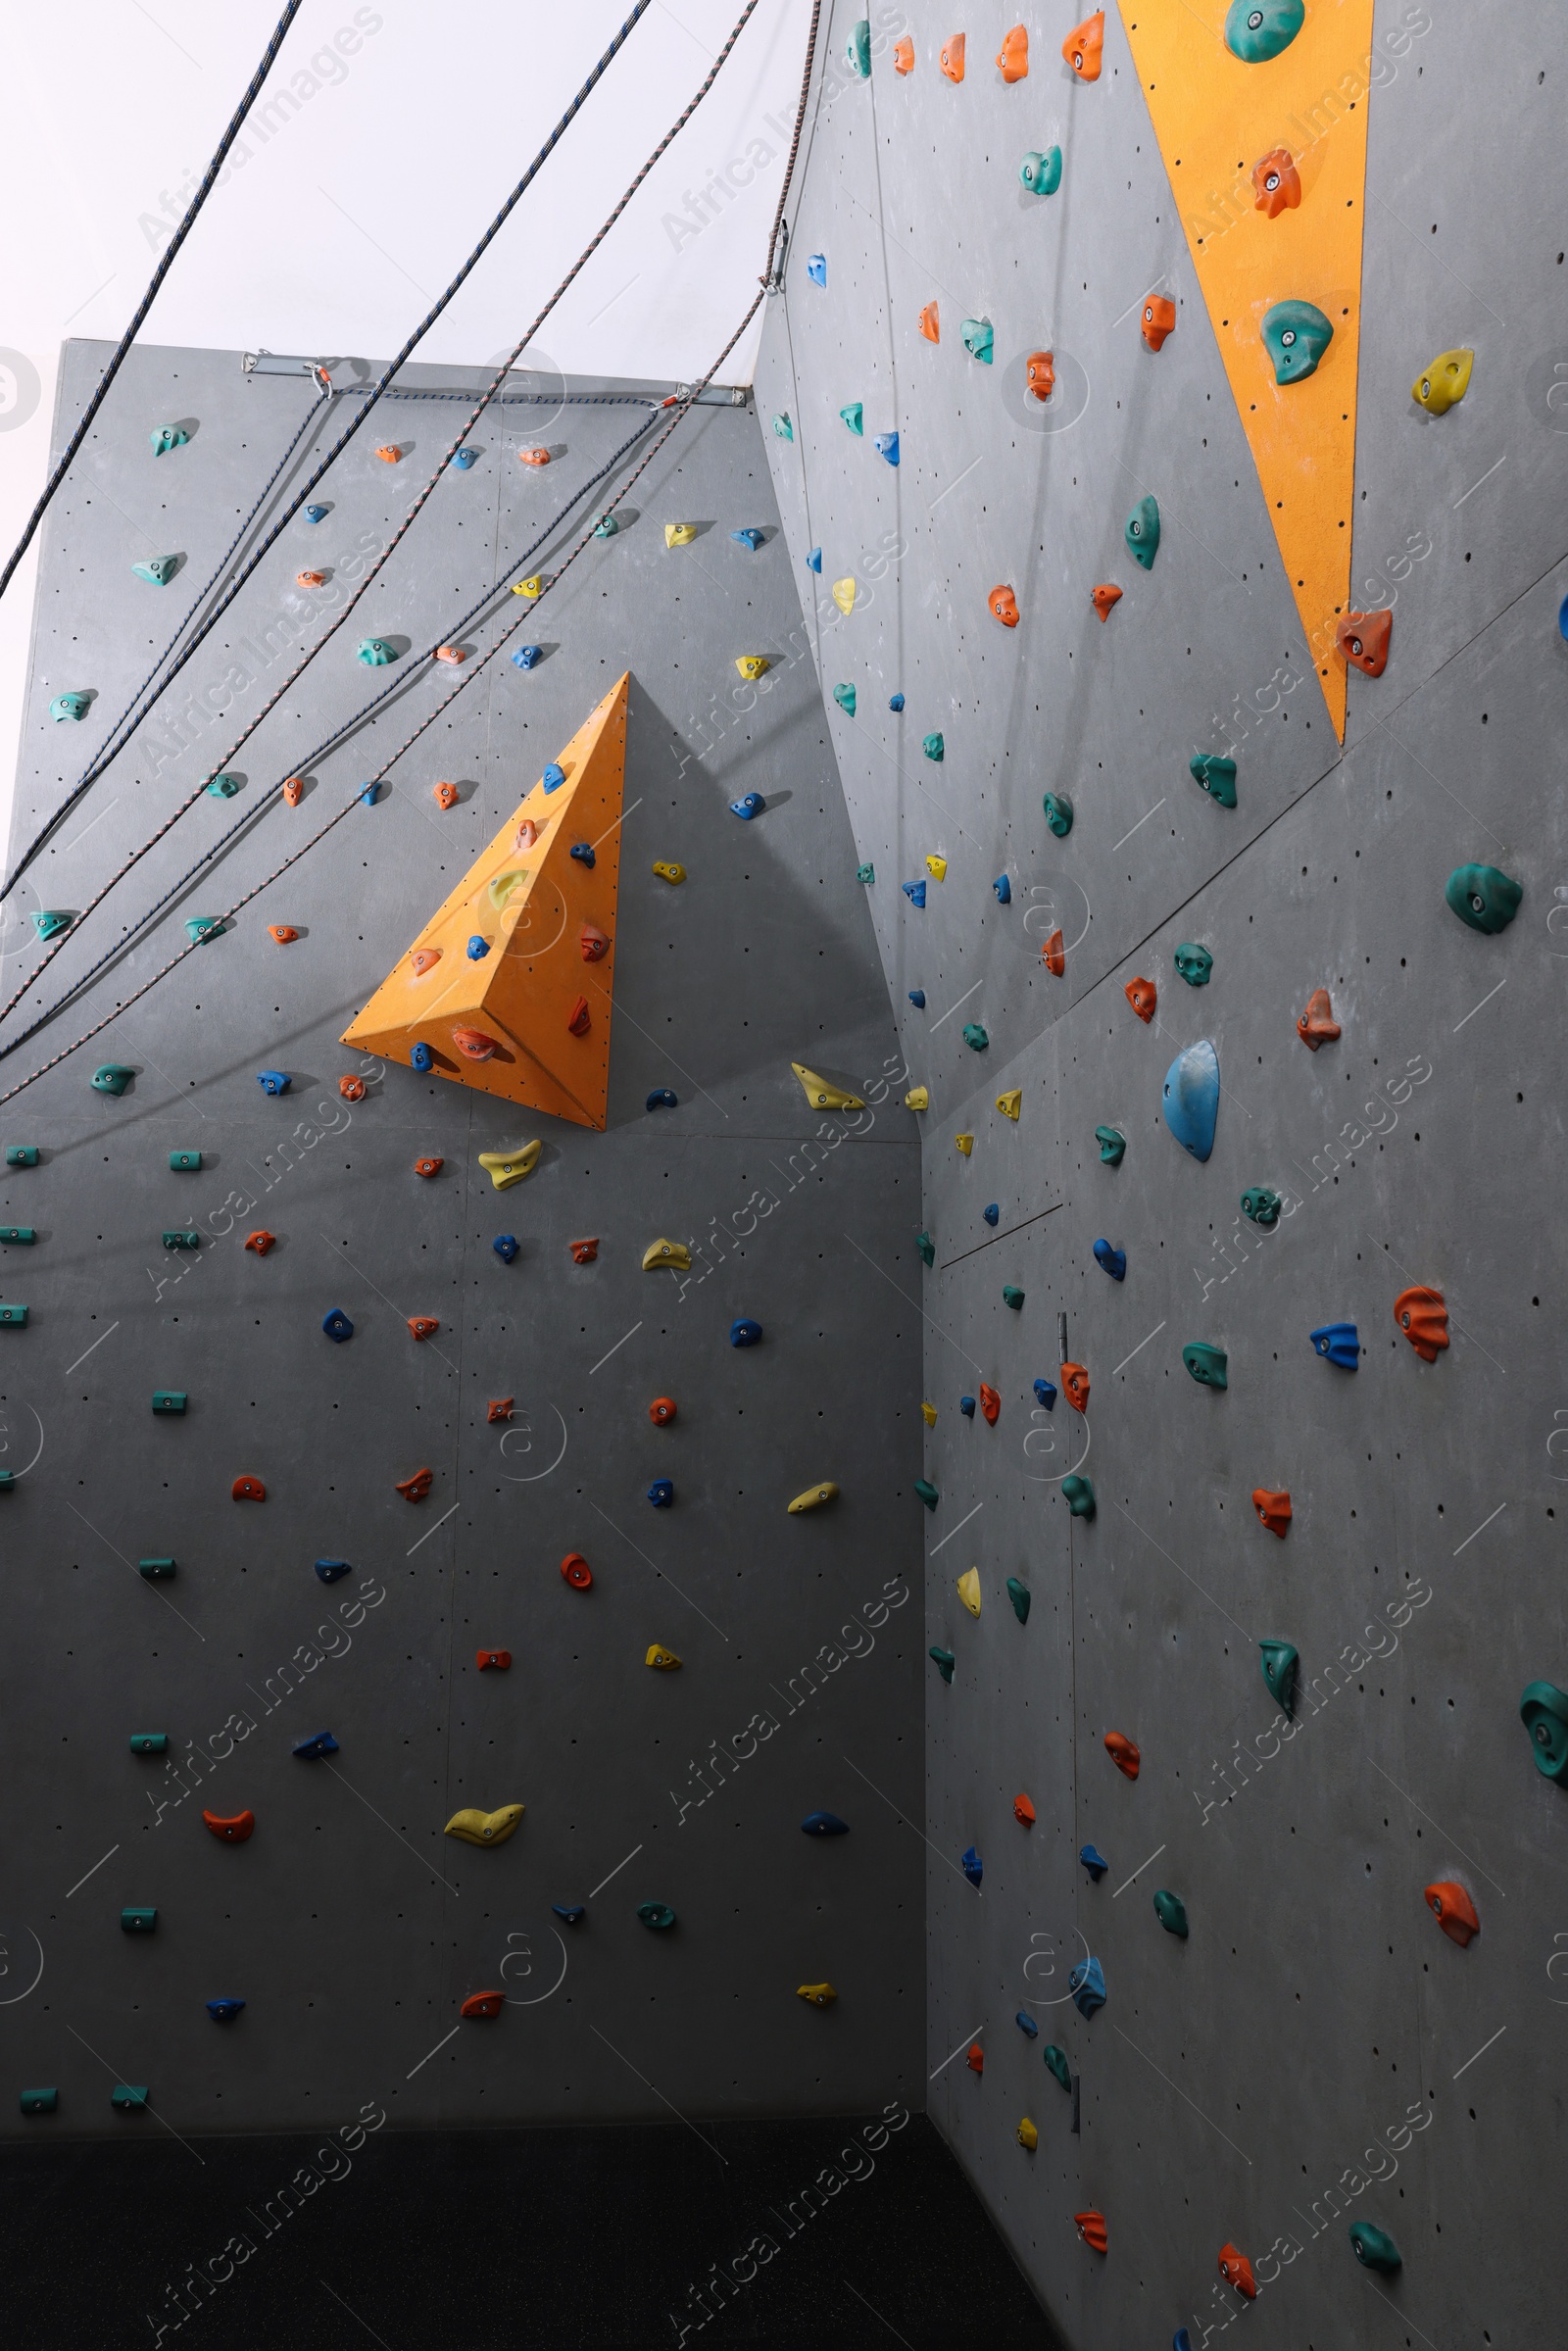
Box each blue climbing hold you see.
[890,693,905,711]
[452,447,477,469]
[321,1309,353,1343]
[542,762,566,792]
[1080,1844,1108,1882]
[256,1070,290,1096]
[1093,1239,1126,1281]
[1309,1322,1359,1369]
[467,936,490,959]
[646,1089,678,1110]
[730,528,764,550]
[305,505,328,522]
[512,645,542,670]
[411,1043,433,1072]
[807,547,822,572]
[1161,1040,1219,1162]
[840,402,863,434]
[730,793,765,819]
[983,1203,1000,1226]
[570,842,596,867]
[647,1479,674,1508]
[1069,1956,1106,2016]
[553,1904,586,1925]
[315,1560,352,1585]
[908,990,926,1007]
[801,1811,850,1836]
[730,1318,763,1347]
[903,880,927,908]
[493,1234,519,1263]
[292,1731,339,1759]
[206,1999,246,2023]
[1015,2010,1039,2038]
[961,1845,983,1887]
[1033,1378,1056,1409]
[874,432,900,466]
[360,781,381,806]
[807,254,827,286]
[993,874,1011,905]
[960,1395,976,1417]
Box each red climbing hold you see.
[1251,147,1301,218]
[452,1028,499,1061]
[1025,350,1055,402]
[415,1157,444,1178]
[979,1382,1001,1425]
[1043,928,1065,976]
[282,777,304,807]
[650,1396,677,1425]
[269,924,299,943]
[1296,987,1341,1050]
[1062,11,1103,78]
[1218,2245,1256,2298]
[1141,294,1176,350]
[580,924,610,962]
[1103,1733,1140,1780]
[434,781,459,808]
[203,1809,255,1841]
[396,1468,433,1501]
[1061,1362,1090,1413]
[518,448,551,466]
[1013,1790,1036,1825]
[232,1476,266,1502]
[893,34,913,72]
[918,302,940,343]
[570,1238,599,1264]
[996,24,1027,79]
[566,997,591,1037]
[1338,609,1392,677]
[1394,1286,1449,1363]
[940,32,965,81]
[989,584,1020,628]
[338,1076,366,1101]
[561,1551,593,1591]
[514,818,541,850]
[488,1399,514,1422]
[461,1991,505,2018]
[408,1316,439,1342]
[1425,1880,1479,1945]
[1075,2211,1108,2253]
[1125,977,1156,1023]
[1091,584,1121,621]
[1252,1489,1293,1538]
[476,1649,512,1671]
[243,1231,275,1256]
[965,2042,984,2074]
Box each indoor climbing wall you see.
[0,337,926,2140]
[758,1,1565,2343]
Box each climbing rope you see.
[0,0,309,609]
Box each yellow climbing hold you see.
[997,1089,1022,1120]
[905,1086,929,1111]
[652,860,686,884]
[1412,347,1474,416]
[487,868,530,911]
[444,1803,525,1847]
[956,1567,982,1617]
[788,1482,840,1515]
[735,656,770,681]
[797,1982,838,2007]
[956,1134,974,1156]
[831,576,857,615]
[478,1142,541,1190]
[645,1643,682,1670]
[792,1062,865,1112]
[642,1239,692,1271]
[924,855,948,881]
[664,523,698,548]
[512,576,544,597]
[1017,2117,1039,2151]
[921,1400,938,1427]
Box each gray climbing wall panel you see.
[757,2,1565,2343]
[0,338,925,2139]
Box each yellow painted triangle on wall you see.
[342,673,628,1128]
[1117,0,1374,740]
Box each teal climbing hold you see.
[91,1065,134,1096]
[20,2088,57,2115]
[1153,1889,1190,1937]
[1182,1342,1228,1390]
[1519,1681,1568,1781]
[1190,753,1237,808]
[207,773,242,798]
[847,18,871,74]
[1446,863,1522,934]
[916,1232,936,1266]
[962,1023,989,1052]
[1095,1126,1125,1166]
[915,1479,940,1509]
[111,2086,150,2109]
[1225,0,1304,60]
[151,1392,187,1414]
[50,693,90,721]
[1003,1285,1025,1309]
[1348,2223,1401,2274]
[6,1147,39,1167]
[593,514,618,537]
[772,414,794,441]
[1241,1186,1281,1225]
[121,1908,158,1934]
[1006,1576,1031,1624]
[150,424,189,455]
[834,683,857,715]
[357,639,398,665]
[1162,1040,1220,1161]
[923,732,945,761]
[1174,943,1212,986]
[138,1558,175,1579]
[130,1733,170,1753]
[162,1231,200,1251]
[1068,1956,1104,2016]
[857,861,875,883]
[170,1151,202,1172]
[960,318,995,365]
[131,556,178,586]
[840,402,864,434]
[1125,495,1160,569]
[1062,1475,1096,1519]
[930,1645,956,1683]
[31,910,73,941]
[1043,793,1073,838]
[637,1901,677,1930]
[1044,2045,1072,2090]
[1261,299,1334,386]
[1019,147,1062,195]
[0,1227,35,1244]
[0,1304,28,1327]
[184,916,223,944]
[1259,1640,1298,1713]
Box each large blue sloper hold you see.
[874,432,900,466]
[902,880,927,908]
[1093,1240,1126,1281]
[1161,1040,1219,1161]
[1309,1322,1359,1369]
[1079,1844,1108,1882]
[1068,1955,1105,2016]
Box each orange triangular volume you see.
[1115,2,1372,740]
[341,674,628,1128]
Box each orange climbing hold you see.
[893,34,913,73]
[396,1468,433,1500]
[1075,2211,1108,2254]
[282,777,304,807]
[414,1156,444,1178]
[434,782,459,808]
[1025,350,1054,401]
[1296,988,1341,1050]
[488,1399,513,1422]
[566,996,591,1037]
[232,1476,266,1502]
[996,24,1027,79]
[296,570,325,588]
[918,301,940,343]
[1394,1286,1449,1364]
[461,1990,505,2018]
[979,1382,1001,1425]
[1251,147,1301,218]
[375,445,401,463]
[243,1231,275,1255]
[408,1316,439,1342]
[1013,1790,1036,1825]
[1252,1489,1293,1538]
[518,448,551,466]
[268,925,298,944]
[1091,584,1121,621]
[989,585,1019,628]
[1103,1733,1140,1780]
[1061,1362,1090,1413]
[1141,294,1176,351]
[338,1075,366,1102]
[1218,2245,1256,2299]
[410,948,441,975]
[514,817,541,850]
[1043,929,1065,976]
[1338,609,1392,677]
[435,646,466,664]
[580,924,610,962]
[1125,977,1156,1023]
[570,1238,599,1264]
[649,1396,677,1425]
[1061,11,1102,78]
[203,1809,255,1841]
[561,1551,593,1590]
[965,2042,984,2074]
[452,1028,499,1061]
[1425,1880,1479,1945]
[940,32,965,81]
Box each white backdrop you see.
[0,0,814,845]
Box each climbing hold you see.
[789,1482,840,1514]
[1296,987,1341,1049]
[1020,147,1062,195]
[151,424,189,455]
[1162,1040,1220,1162]
[111,2086,150,2109]
[989,585,1020,628]
[591,514,618,541]
[1413,347,1474,416]
[772,414,794,440]
[905,1087,929,1110]
[256,1069,291,1097]
[292,1731,339,1758]
[282,777,304,806]
[0,1304,27,1327]
[1241,1187,1281,1226]
[940,32,964,81]
[357,640,398,665]
[894,33,913,71]
[553,1904,586,1926]
[890,694,905,711]
[315,1559,352,1585]
[561,1553,593,1591]
[915,1233,936,1267]
[903,879,925,907]
[959,1395,976,1418]
[1190,753,1238,808]
[1017,2117,1039,2150]
[31,909,73,940]
[648,1396,677,1429]
[801,1811,850,1837]
[930,1646,956,1682]
[1252,1489,1292,1537]
[1037,928,1064,981]
[375,444,402,463]
[996,23,1028,78]
[563,995,591,1036]
[1520,1682,1568,1779]
[1069,1956,1105,2016]
[1080,1844,1108,1882]
[1091,583,1121,622]
[1310,1322,1359,1369]
[858,863,876,885]
[516,447,551,469]
[647,1479,674,1509]
[270,924,301,946]
[1025,351,1055,402]
[444,1805,524,1847]
[834,684,858,718]
[297,569,326,589]
[915,1479,940,1509]
[832,577,857,615]
[916,300,941,347]
[994,875,1012,906]
[92,1065,134,1096]
[452,448,478,470]
[1061,1362,1090,1412]
[1394,1285,1449,1363]
[1262,299,1334,387]
[305,504,327,522]
[798,1982,838,2008]
[1092,1126,1125,1167]
[997,1089,1021,1121]
[956,1568,982,1617]
[730,1316,763,1347]
[130,1733,169,1757]
[1125,977,1155,1023]
[1062,11,1103,77]
[874,432,900,465]
[408,1315,439,1342]
[338,1076,366,1102]
[1338,610,1392,677]
[793,1063,866,1111]
[1348,2225,1402,2275]
[1033,1379,1056,1408]
[162,1230,200,1250]
[662,524,699,551]
[1003,1285,1025,1309]
[909,989,927,1007]
[1007,1578,1031,1624]
[479,1145,540,1190]
[1446,862,1522,934]
[1425,1881,1480,1946]
[395,1468,433,1499]
[1153,1889,1189,1938]
[243,1230,274,1255]
[1012,1791,1036,1831]
[1062,1475,1096,1519]
[922,733,945,764]
[1093,1240,1126,1282]
[983,1204,1000,1226]
[231,1477,265,1501]
[476,1650,511,1672]
[132,556,178,586]
[651,860,687,887]
[961,1846,983,1888]
[360,779,383,808]
[731,527,765,550]
[1217,2244,1257,2298]
[1142,295,1177,351]
[1075,2212,1108,2253]
[567,1236,599,1263]
[20,2089,56,2114]
[50,692,90,721]
[184,915,226,948]
[1124,495,1160,569]
[415,1155,444,1177]
[960,318,994,364]
[137,1558,174,1580]
[1174,943,1213,987]
[846,15,870,73]
[645,1641,682,1671]
[461,1991,506,2019]
[1249,146,1301,221]
[1259,1640,1298,1713]
[434,781,460,810]
[840,403,863,436]
[1103,1732,1140,1779]
[1182,1342,1228,1390]
[1044,2045,1072,2091]
[121,1908,158,1933]
[962,1022,988,1051]
[488,1399,514,1424]
[203,1809,256,1843]
[734,659,769,683]
[921,1401,938,1426]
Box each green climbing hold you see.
[111,2085,150,2108]
[0,1304,28,1328]
[916,1232,936,1267]
[207,773,242,798]
[1259,1640,1298,1714]
[1043,793,1073,838]
[1241,1186,1281,1225]
[1190,753,1237,808]
[1019,147,1062,196]
[834,683,857,716]
[31,910,73,941]
[930,1645,956,1683]
[5,1147,39,1167]
[1152,1889,1189,1937]
[132,556,178,586]
[1519,1681,1568,1781]
[914,1479,940,1509]
[170,1151,202,1171]
[1174,942,1212,986]
[1125,495,1160,569]
[151,1393,187,1414]
[960,318,995,365]
[184,916,223,943]
[593,514,618,537]
[0,1228,35,1245]
[847,17,871,75]
[1061,1474,1095,1519]
[923,732,945,761]
[1095,1126,1125,1167]
[962,1023,989,1052]
[857,861,875,883]
[162,1232,200,1251]
[20,2088,57,2114]
[636,1901,676,1930]
[91,1065,134,1096]
[150,424,189,455]
[138,1558,175,1579]
[1224,0,1304,61]
[1003,1285,1025,1310]
[840,402,864,434]
[1006,1576,1031,1624]
[772,414,794,441]
[1445,862,1522,935]
[121,1908,158,1934]
[130,1733,170,1753]
[1044,2044,1072,2090]
[1261,299,1334,386]
[1182,1342,1228,1391]
[1348,2223,1401,2274]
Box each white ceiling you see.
[0,0,812,843]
